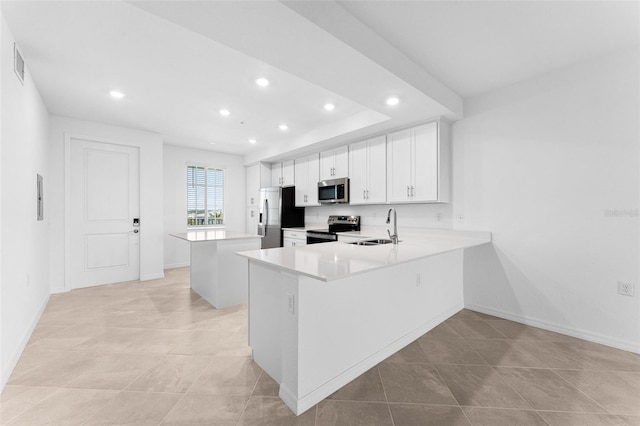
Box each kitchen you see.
[1,1,639,425]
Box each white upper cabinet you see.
[348,135,386,204]
[294,154,320,207]
[319,145,348,180]
[246,207,259,234]
[271,160,295,187]
[246,162,271,206]
[387,120,450,203]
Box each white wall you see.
[163,144,246,268]
[454,48,639,352]
[48,116,165,291]
[1,15,51,388]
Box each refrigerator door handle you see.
[263,199,268,236]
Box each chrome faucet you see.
[386,208,399,245]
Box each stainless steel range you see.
[306,215,361,244]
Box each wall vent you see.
[14,43,25,85]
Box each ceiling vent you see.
[14,43,24,85]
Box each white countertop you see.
[237,230,491,282]
[171,230,261,242]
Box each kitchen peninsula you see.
[237,229,491,415]
[171,230,261,309]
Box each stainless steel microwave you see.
[318,177,349,204]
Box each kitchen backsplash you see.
[305,203,453,229]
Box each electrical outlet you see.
[618,281,634,297]
[436,213,441,222]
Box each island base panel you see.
[248,249,464,415]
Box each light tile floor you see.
[2,267,639,425]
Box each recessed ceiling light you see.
[255,78,269,87]
[209,142,216,145]
[324,103,335,111]
[219,109,230,117]
[279,124,288,131]
[249,139,257,144]
[386,97,400,106]
[109,90,125,99]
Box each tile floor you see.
[1,267,639,425]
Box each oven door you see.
[306,232,338,244]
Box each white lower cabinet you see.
[348,135,386,204]
[283,230,306,247]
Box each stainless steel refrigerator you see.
[258,186,305,249]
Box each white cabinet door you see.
[307,154,319,205]
[386,121,449,203]
[246,165,259,206]
[320,146,348,180]
[294,154,319,206]
[271,163,281,186]
[246,207,258,234]
[349,136,386,205]
[387,128,412,203]
[319,150,334,180]
[294,158,308,206]
[412,122,438,202]
[333,145,349,178]
[271,160,294,186]
[366,135,387,203]
[282,160,295,187]
[348,140,368,204]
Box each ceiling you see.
[2,1,638,163]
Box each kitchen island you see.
[237,229,491,415]
[171,230,261,309]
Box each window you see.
[187,165,224,226]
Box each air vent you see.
[14,43,24,85]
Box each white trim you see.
[64,133,142,291]
[465,303,640,354]
[1,294,49,390]
[50,286,66,294]
[163,262,190,269]
[140,273,165,281]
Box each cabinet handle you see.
[407,185,410,197]
[411,186,415,197]
[363,189,366,199]
[366,189,369,199]
[250,197,254,204]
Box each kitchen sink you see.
[348,238,395,246]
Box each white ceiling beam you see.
[282,0,463,120]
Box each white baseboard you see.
[465,303,640,354]
[1,293,50,391]
[140,272,165,281]
[50,286,66,294]
[280,302,463,416]
[163,262,189,269]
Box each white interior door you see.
[69,138,140,289]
